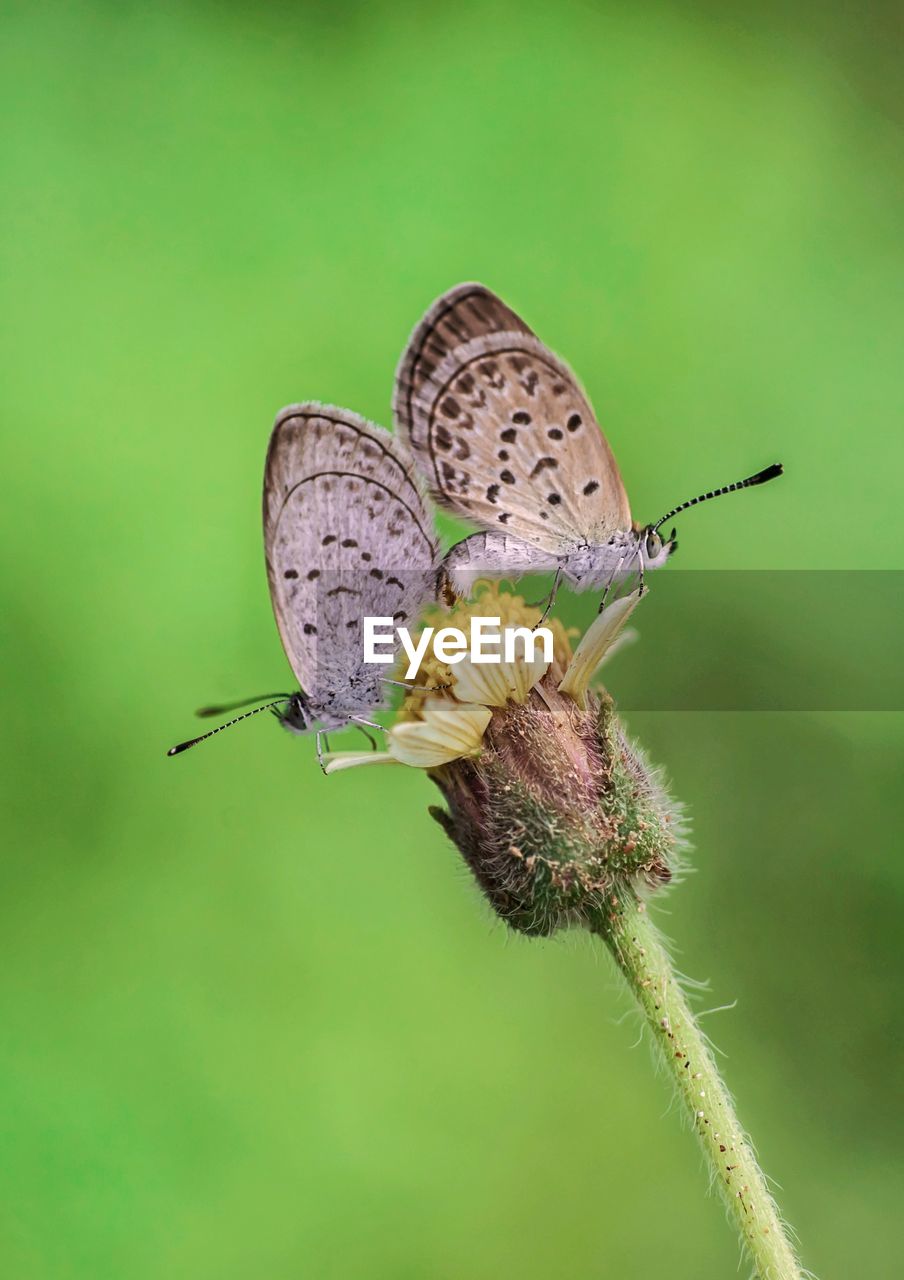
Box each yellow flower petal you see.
[321,751,400,776]
[389,699,492,768]
[559,591,642,707]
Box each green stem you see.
[592,895,802,1280]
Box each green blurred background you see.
[2,2,901,1276]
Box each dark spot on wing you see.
[307,569,320,580]
[547,493,562,505]
[283,569,298,579]
[498,512,510,524]
[434,424,453,451]
[548,427,563,440]
[498,449,509,462]
[500,470,515,484]
[370,568,384,579]
[361,552,371,562]
[341,538,358,548]
[442,397,460,417]
[303,623,317,635]
[322,535,337,546]
[567,413,582,432]
[512,410,531,425]
[387,576,404,589]
[500,427,517,443]
[583,480,600,496]
[529,457,558,479]
[486,484,500,504]
[393,611,407,622]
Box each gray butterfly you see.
[169,404,440,764]
[393,283,781,611]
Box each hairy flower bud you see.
[402,586,683,933]
[324,585,681,934]
[429,676,678,937]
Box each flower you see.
[389,699,492,768]
[321,750,398,776]
[394,581,570,721]
[558,591,640,705]
[327,582,681,936]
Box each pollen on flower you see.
[396,583,574,722]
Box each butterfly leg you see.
[349,715,386,735]
[635,544,647,597]
[316,729,330,773]
[531,566,564,630]
[382,677,451,693]
[354,724,378,751]
[598,552,629,613]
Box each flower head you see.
[329,583,681,935]
[395,582,570,718]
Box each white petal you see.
[321,751,399,776]
[389,700,492,768]
[559,591,642,706]
[452,633,550,707]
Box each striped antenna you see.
[653,464,783,532]
[195,693,291,717]
[167,698,292,757]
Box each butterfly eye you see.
[645,531,663,559]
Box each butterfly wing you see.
[394,282,535,428]
[263,404,439,714]
[393,284,631,551]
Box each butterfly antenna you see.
[167,698,292,757]
[195,693,292,717]
[653,463,783,532]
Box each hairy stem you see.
[592,895,802,1279]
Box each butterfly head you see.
[278,691,316,735]
[641,526,678,568]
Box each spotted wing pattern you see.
[394,282,533,436]
[393,284,631,552]
[263,404,439,719]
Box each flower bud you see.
[408,587,680,935]
[325,584,681,934]
[429,673,678,936]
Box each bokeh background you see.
[2,2,902,1276]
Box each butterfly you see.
[169,404,440,765]
[393,283,781,612]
